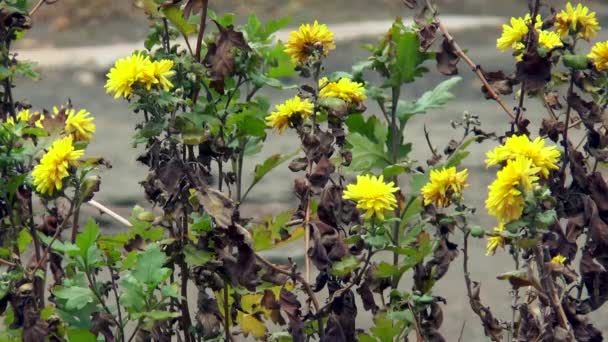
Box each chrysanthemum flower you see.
[588,41,608,71]
[421,167,469,208]
[4,109,45,128]
[142,59,175,91]
[485,135,560,178]
[497,17,529,51]
[538,30,563,50]
[265,96,314,133]
[319,77,366,105]
[343,174,399,220]
[497,15,541,52]
[555,2,600,40]
[285,21,335,63]
[486,223,506,256]
[486,156,540,223]
[551,254,567,265]
[65,108,96,142]
[31,135,84,195]
[105,53,152,99]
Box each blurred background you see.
[13,0,608,340]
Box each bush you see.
[1,0,608,341]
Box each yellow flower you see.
[265,96,314,133]
[485,135,560,178]
[3,116,15,126]
[486,223,506,256]
[538,30,563,50]
[588,41,608,71]
[421,167,469,208]
[343,174,399,220]
[105,53,151,99]
[486,156,540,223]
[65,108,96,142]
[551,254,567,265]
[319,77,366,104]
[497,17,529,51]
[4,110,44,128]
[31,136,84,195]
[497,15,541,52]
[555,2,600,40]
[285,21,336,63]
[142,59,174,91]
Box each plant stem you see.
[223,283,230,342]
[560,72,576,187]
[195,0,209,62]
[390,85,401,290]
[109,267,126,342]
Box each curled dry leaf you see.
[436,37,459,76]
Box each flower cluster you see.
[105,52,174,99]
[31,135,84,195]
[484,135,559,254]
[343,174,399,220]
[285,21,335,64]
[421,166,469,208]
[497,2,601,61]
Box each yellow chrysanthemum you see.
[551,254,567,265]
[486,156,540,223]
[588,41,608,71]
[142,59,175,91]
[421,167,469,208]
[485,135,560,178]
[538,30,563,50]
[31,136,84,195]
[65,109,96,142]
[285,21,336,63]
[105,53,151,99]
[4,110,44,128]
[343,174,399,220]
[486,223,506,256]
[497,15,541,52]
[319,77,366,104]
[555,2,600,40]
[3,116,15,126]
[265,96,314,133]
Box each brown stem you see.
[195,0,209,62]
[254,253,321,312]
[109,267,126,342]
[560,73,576,187]
[533,246,571,335]
[462,230,503,342]
[422,0,515,120]
[390,85,402,290]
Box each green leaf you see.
[375,262,399,278]
[397,77,462,120]
[17,229,31,254]
[133,309,181,321]
[53,286,96,311]
[346,133,390,172]
[131,244,171,287]
[387,309,414,323]
[67,329,96,342]
[563,54,589,70]
[388,28,429,86]
[268,42,296,78]
[371,313,403,342]
[183,244,213,267]
[331,255,361,276]
[120,275,146,312]
[75,219,103,269]
[246,152,296,197]
[162,5,196,35]
[15,61,39,80]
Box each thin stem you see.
[390,85,401,290]
[560,72,576,187]
[109,267,126,342]
[88,200,132,227]
[224,283,230,342]
[422,0,515,120]
[195,0,209,62]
